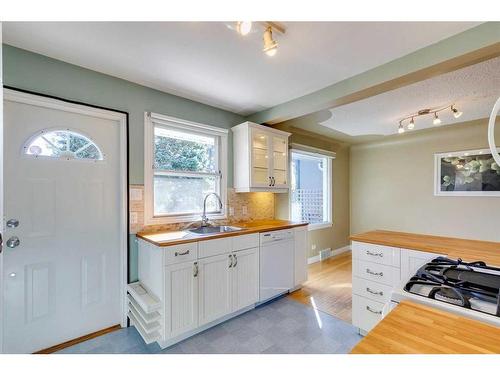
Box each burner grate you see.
[405,257,500,317]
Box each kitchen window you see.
[144,112,228,224]
[290,147,333,230]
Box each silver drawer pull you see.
[228,254,233,268]
[366,287,384,296]
[175,250,190,257]
[366,268,383,277]
[366,306,382,315]
[366,250,383,257]
[193,262,198,277]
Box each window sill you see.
[307,222,333,231]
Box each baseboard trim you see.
[307,245,351,264]
[34,324,121,354]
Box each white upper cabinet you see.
[232,122,291,193]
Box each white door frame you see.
[0,22,4,355]
[1,88,129,351]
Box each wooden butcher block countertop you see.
[136,219,308,247]
[350,230,500,266]
[350,301,500,354]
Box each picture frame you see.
[434,148,500,196]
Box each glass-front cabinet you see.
[232,122,291,193]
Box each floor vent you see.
[319,248,332,261]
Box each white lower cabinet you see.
[231,247,259,311]
[164,261,198,340]
[352,295,385,332]
[293,226,308,287]
[198,254,232,325]
[352,241,444,335]
[401,248,442,281]
[135,229,306,348]
[351,241,401,335]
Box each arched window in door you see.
[23,129,104,161]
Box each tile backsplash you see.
[129,185,275,233]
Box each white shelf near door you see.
[127,281,161,314]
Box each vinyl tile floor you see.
[56,297,361,354]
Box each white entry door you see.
[2,90,127,353]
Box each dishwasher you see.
[259,229,295,303]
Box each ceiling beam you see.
[246,22,500,125]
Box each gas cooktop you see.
[404,257,500,317]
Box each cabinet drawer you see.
[353,259,400,287]
[352,295,385,333]
[232,233,259,252]
[352,277,393,304]
[352,241,400,267]
[198,237,232,259]
[164,243,198,266]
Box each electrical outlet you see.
[311,244,316,251]
[242,205,248,215]
[229,206,234,216]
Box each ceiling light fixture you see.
[407,117,415,130]
[236,21,252,36]
[263,26,278,57]
[433,112,442,125]
[451,105,463,119]
[397,104,463,134]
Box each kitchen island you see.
[351,300,500,354]
[350,230,500,265]
[350,230,500,354]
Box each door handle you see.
[6,219,20,228]
[6,236,20,248]
[271,177,275,186]
[233,254,238,267]
[0,233,3,254]
[268,177,272,186]
[228,254,233,268]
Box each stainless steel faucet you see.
[201,192,223,227]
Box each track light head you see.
[407,117,415,130]
[236,21,252,36]
[433,112,442,125]
[451,105,463,119]
[398,123,405,134]
[263,27,278,56]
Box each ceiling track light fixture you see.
[236,21,252,36]
[233,21,285,57]
[397,104,463,134]
[263,26,278,56]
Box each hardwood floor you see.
[289,251,352,323]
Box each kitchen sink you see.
[188,225,243,236]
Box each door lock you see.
[6,236,20,248]
[6,219,20,228]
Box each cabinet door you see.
[271,135,288,188]
[250,129,272,188]
[164,261,198,339]
[231,247,259,312]
[198,254,232,326]
[293,227,308,287]
[400,249,442,281]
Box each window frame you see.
[144,112,228,225]
[289,148,333,231]
[22,127,105,162]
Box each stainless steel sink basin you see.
[188,225,243,236]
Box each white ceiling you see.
[2,22,481,116]
[319,56,500,136]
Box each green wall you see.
[2,44,246,281]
